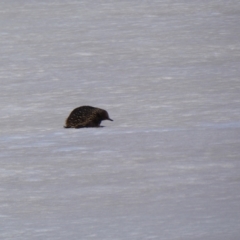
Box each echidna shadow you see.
[64,106,113,128]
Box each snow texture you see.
[0,0,240,239]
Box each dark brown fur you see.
[64,106,113,128]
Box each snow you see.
[0,0,240,239]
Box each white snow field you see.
[1,0,240,239]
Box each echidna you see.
[64,106,113,128]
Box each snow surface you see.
[1,0,240,239]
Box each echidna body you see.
[64,106,113,128]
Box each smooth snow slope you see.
[0,1,240,239]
